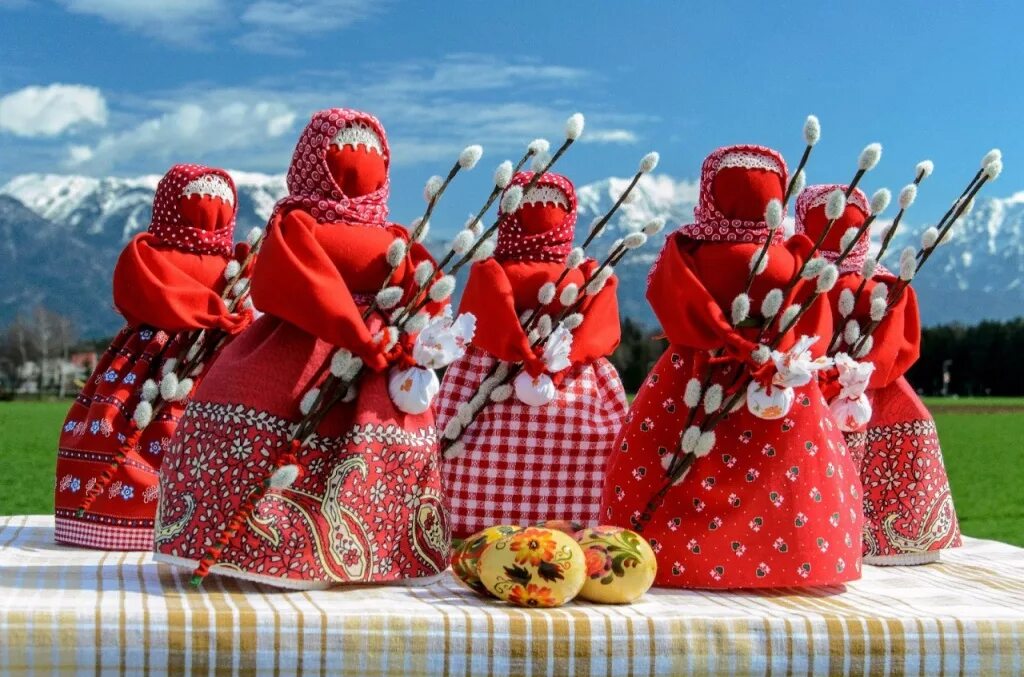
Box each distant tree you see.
[0,306,79,396]
[610,318,667,393]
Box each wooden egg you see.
[533,519,586,535]
[478,527,586,608]
[573,525,657,604]
[451,525,521,594]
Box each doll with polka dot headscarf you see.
[436,171,628,538]
[599,145,864,589]
[54,164,250,551]
[154,109,451,589]
[795,184,961,566]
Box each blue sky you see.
[0,1,1019,231]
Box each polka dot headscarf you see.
[494,171,577,263]
[272,108,391,227]
[147,164,237,256]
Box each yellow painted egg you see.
[573,525,657,604]
[533,519,586,535]
[478,527,586,608]
[451,525,521,594]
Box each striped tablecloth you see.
[1,516,1022,676]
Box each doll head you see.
[795,184,871,272]
[148,164,237,255]
[275,108,391,226]
[494,171,577,263]
[680,145,788,243]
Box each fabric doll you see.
[55,164,248,550]
[437,171,628,537]
[599,145,864,589]
[796,184,961,565]
[154,109,450,589]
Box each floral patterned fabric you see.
[54,327,186,550]
[154,314,449,587]
[856,377,962,563]
[599,347,864,589]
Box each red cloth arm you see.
[457,259,537,366]
[570,260,621,363]
[250,210,388,372]
[112,233,243,333]
[647,233,756,359]
[863,278,921,388]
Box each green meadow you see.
[1,398,1021,546]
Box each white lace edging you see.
[717,151,783,175]
[332,122,384,155]
[182,174,235,205]
[523,185,570,210]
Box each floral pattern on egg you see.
[478,527,586,608]
[574,525,657,603]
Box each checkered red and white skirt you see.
[437,347,629,538]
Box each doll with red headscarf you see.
[796,184,961,565]
[599,145,864,589]
[155,109,450,589]
[436,171,627,537]
[54,164,249,550]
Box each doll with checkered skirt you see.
[599,145,865,589]
[795,184,961,565]
[154,109,451,589]
[54,164,250,551]
[436,171,628,538]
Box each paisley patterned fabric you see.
[856,377,962,564]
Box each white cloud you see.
[57,0,229,44]
[234,0,384,54]
[0,84,108,137]
[580,129,638,145]
[66,96,296,172]
[10,55,646,176]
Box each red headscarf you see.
[795,184,871,274]
[272,108,391,227]
[495,172,577,263]
[678,144,788,244]
[147,164,236,256]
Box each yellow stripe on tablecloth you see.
[157,562,191,674]
[301,591,329,676]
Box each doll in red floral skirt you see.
[796,184,961,565]
[54,164,249,550]
[154,109,451,589]
[599,145,864,589]
[437,171,628,537]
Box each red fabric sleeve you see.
[646,233,757,359]
[863,278,921,388]
[570,259,621,363]
[250,210,388,372]
[112,233,245,333]
[457,259,539,368]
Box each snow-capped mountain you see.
[0,172,287,336]
[0,171,1021,337]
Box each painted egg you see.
[478,527,586,607]
[451,525,521,594]
[533,519,586,535]
[574,525,657,604]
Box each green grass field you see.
[1,398,1021,546]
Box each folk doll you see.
[796,184,961,565]
[154,109,451,589]
[437,171,628,537]
[599,145,864,589]
[55,164,248,550]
